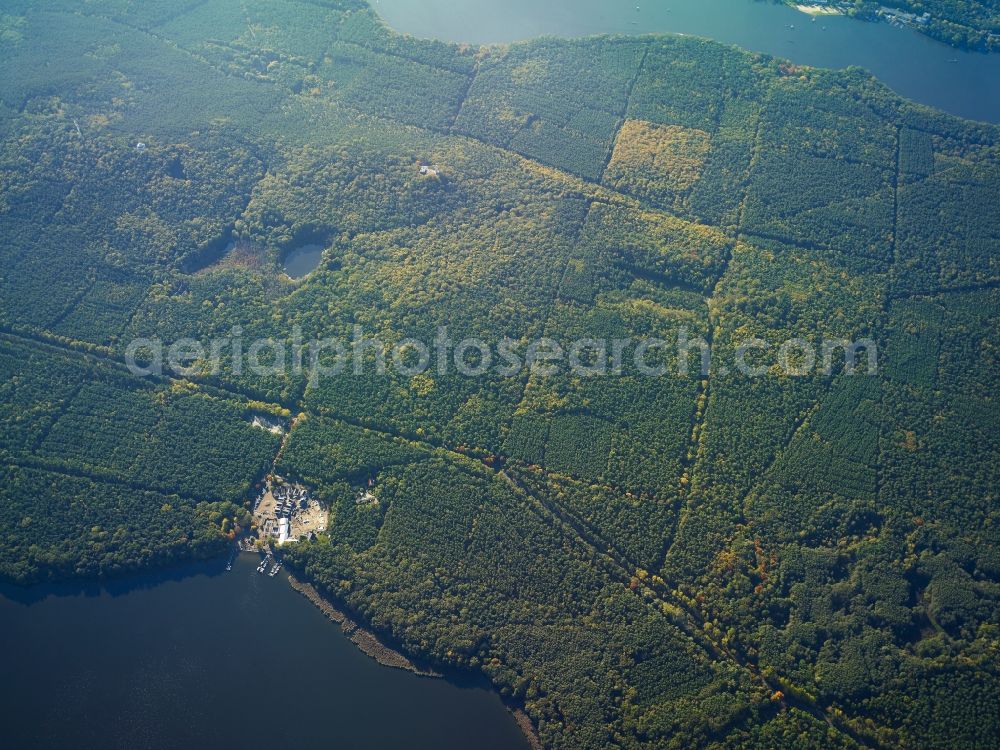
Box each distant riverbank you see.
[792,4,845,17]
[375,0,1000,123]
[783,0,1000,53]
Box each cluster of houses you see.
[274,483,309,516]
[876,6,930,28]
[252,482,313,546]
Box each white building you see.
[277,517,290,545]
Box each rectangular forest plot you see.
[898,127,935,183]
[319,42,470,131]
[0,337,281,502]
[509,374,702,498]
[277,415,432,489]
[555,251,609,305]
[579,201,730,293]
[741,148,894,265]
[0,338,89,456]
[541,413,614,483]
[508,119,612,182]
[156,0,350,65]
[0,11,120,110]
[686,137,752,230]
[50,274,150,346]
[803,378,882,503]
[0,222,98,332]
[879,289,1000,536]
[712,236,885,351]
[35,381,161,473]
[894,162,1000,296]
[504,413,550,466]
[0,9,278,139]
[603,120,711,212]
[35,384,282,502]
[934,288,1000,393]
[758,81,897,167]
[883,297,943,388]
[509,467,679,573]
[84,0,207,31]
[453,38,645,178]
[607,407,691,497]
[625,38,764,133]
[375,458,490,567]
[508,285,708,496]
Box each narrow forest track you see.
[1,323,887,746]
[597,45,650,184]
[659,112,764,572]
[499,468,881,749]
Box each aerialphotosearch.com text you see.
[125,325,878,384]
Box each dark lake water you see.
[375,0,1000,123]
[7,6,995,748]
[0,553,528,750]
[283,244,325,278]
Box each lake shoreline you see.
[1,553,527,749]
[2,556,539,749]
[287,573,442,677]
[287,573,544,750]
[373,0,1000,123]
[0,550,231,601]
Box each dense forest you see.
[1,0,998,747]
